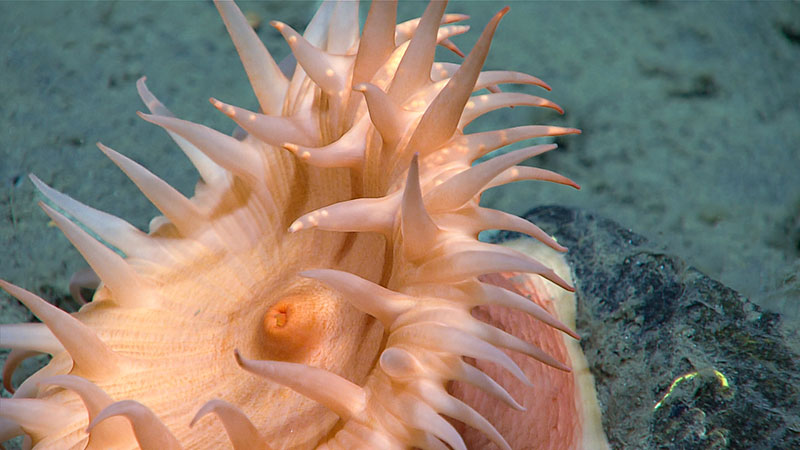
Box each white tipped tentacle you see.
[271,21,354,96]
[209,98,315,148]
[355,82,412,147]
[289,193,400,235]
[283,117,370,168]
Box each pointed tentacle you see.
[283,117,369,168]
[136,77,228,185]
[388,1,448,102]
[352,0,397,87]
[0,323,61,355]
[137,112,263,183]
[2,349,40,394]
[0,281,124,379]
[88,400,183,450]
[209,98,315,149]
[270,21,354,95]
[404,7,509,158]
[300,269,411,326]
[474,70,551,92]
[454,125,580,162]
[395,13,470,45]
[486,165,581,191]
[190,399,271,450]
[416,249,574,291]
[97,143,205,236]
[412,380,511,450]
[355,82,411,147]
[30,174,160,260]
[425,144,557,212]
[0,398,73,438]
[459,92,564,129]
[37,203,151,309]
[388,323,532,386]
[401,154,440,261]
[235,350,366,420]
[214,0,288,115]
[38,375,134,449]
[289,193,400,235]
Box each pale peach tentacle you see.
[137,112,264,183]
[454,124,581,162]
[136,77,229,186]
[0,281,125,379]
[0,398,73,440]
[459,92,564,129]
[88,400,183,450]
[271,21,354,95]
[97,143,206,236]
[190,399,271,450]
[352,1,397,87]
[388,1,448,102]
[234,350,366,421]
[404,7,510,160]
[36,204,152,309]
[487,165,582,190]
[37,375,135,449]
[424,144,557,212]
[401,154,440,261]
[2,349,40,394]
[0,323,61,355]
[214,0,288,115]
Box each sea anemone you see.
[0,1,603,448]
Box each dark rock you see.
[498,205,800,450]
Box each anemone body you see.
[0,1,596,449]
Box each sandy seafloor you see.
[0,0,798,446]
